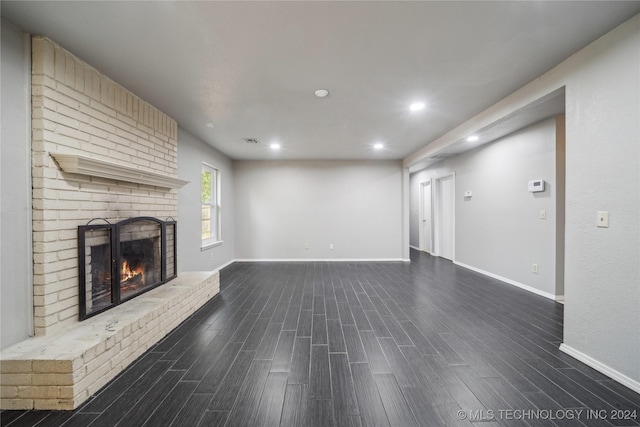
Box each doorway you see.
[434,173,455,260]
[419,180,432,253]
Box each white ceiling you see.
[2,1,639,161]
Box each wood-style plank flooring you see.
[3,250,640,426]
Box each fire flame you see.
[121,259,145,285]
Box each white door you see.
[436,174,454,260]
[420,181,432,253]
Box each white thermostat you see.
[528,179,545,193]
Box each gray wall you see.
[234,160,404,260]
[1,20,32,349]
[177,128,234,271]
[410,118,559,298]
[562,16,639,387]
[406,15,640,389]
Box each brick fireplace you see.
[0,37,220,410]
[29,35,181,336]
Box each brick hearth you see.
[1,271,219,410]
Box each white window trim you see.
[201,240,224,251]
[201,162,222,249]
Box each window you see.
[201,163,220,247]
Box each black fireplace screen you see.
[78,217,177,320]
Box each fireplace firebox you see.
[78,217,177,320]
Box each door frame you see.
[418,179,433,253]
[433,172,455,260]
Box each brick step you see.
[0,271,219,410]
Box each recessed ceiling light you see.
[466,135,479,142]
[315,89,329,98]
[374,143,384,150]
[409,102,425,112]
[206,122,214,129]
[270,143,281,150]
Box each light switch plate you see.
[597,211,609,228]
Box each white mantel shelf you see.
[51,153,189,189]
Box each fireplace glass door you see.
[118,219,162,301]
[78,217,177,320]
[81,226,115,317]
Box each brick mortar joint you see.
[32,36,177,139]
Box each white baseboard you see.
[410,246,432,255]
[453,261,556,300]
[559,343,640,394]
[214,259,236,271]
[233,258,407,263]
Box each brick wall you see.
[31,37,179,335]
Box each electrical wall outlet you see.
[329,244,334,250]
[532,263,539,274]
[304,243,310,250]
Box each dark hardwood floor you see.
[3,250,639,426]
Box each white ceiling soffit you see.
[407,88,566,173]
[442,89,566,155]
[2,2,639,161]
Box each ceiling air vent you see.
[243,138,259,144]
